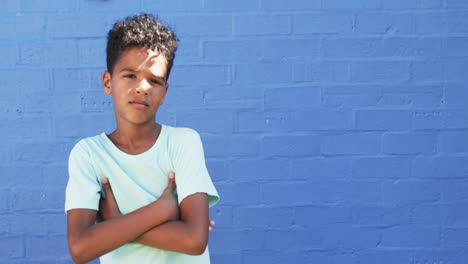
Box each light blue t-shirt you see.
[65,125,220,264]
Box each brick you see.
[8,187,64,211]
[292,157,351,180]
[341,180,382,204]
[234,207,294,228]
[295,205,351,227]
[357,250,414,263]
[77,39,107,67]
[352,204,412,227]
[412,156,468,178]
[412,249,468,264]
[412,61,444,82]
[235,63,292,84]
[204,0,259,11]
[206,160,229,182]
[238,111,291,132]
[445,84,468,107]
[382,226,440,247]
[0,16,46,40]
[291,109,354,131]
[443,228,468,247]
[233,15,291,35]
[261,183,318,206]
[0,69,50,92]
[177,110,234,133]
[142,0,203,11]
[230,159,290,181]
[351,61,410,82]
[209,205,232,228]
[54,114,114,138]
[444,37,468,57]
[263,38,319,61]
[53,68,102,91]
[171,15,231,37]
[0,189,8,211]
[0,0,19,13]
[203,135,258,157]
[352,157,411,179]
[243,251,300,264]
[440,132,468,152]
[20,0,75,12]
[0,165,45,187]
[382,0,420,8]
[293,61,350,82]
[382,132,437,154]
[51,91,83,114]
[170,65,229,86]
[0,116,51,140]
[210,253,241,264]
[413,109,468,129]
[318,226,381,249]
[48,16,107,38]
[444,60,468,81]
[203,88,263,110]
[323,0,380,9]
[356,110,413,130]
[78,0,142,12]
[0,236,23,258]
[322,37,381,58]
[412,203,468,226]
[175,37,202,64]
[0,44,17,66]
[13,141,72,163]
[382,180,441,204]
[381,37,442,58]
[443,180,468,202]
[302,251,359,264]
[210,230,264,251]
[203,40,263,63]
[261,135,320,157]
[356,13,415,34]
[42,164,68,187]
[293,12,353,34]
[10,213,66,236]
[25,236,69,258]
[264,87,320,109]
[81,91,113,113]
[264,229,321,250]
[446,0,468,8]
[321,133,380,155]
[415,12,446,34]
[261,0,320,10]
[216,183,260,205]
[19,41,78,66]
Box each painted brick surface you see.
[0,0,467,263]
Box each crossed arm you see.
[67,173,212,264]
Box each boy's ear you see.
[102,71,112,95]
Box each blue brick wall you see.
[0,1,467,263]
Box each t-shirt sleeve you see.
[169,128,220,207]
[65,140,101,213]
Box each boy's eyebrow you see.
[120,67,166,82]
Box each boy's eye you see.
[150,79,162,85]
[124,74,136,79]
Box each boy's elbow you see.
[186,233,208,255]
[69,241,88,264]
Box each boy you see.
[65,14,219,264]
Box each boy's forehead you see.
[116,47,168,73]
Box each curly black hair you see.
[106,13,178,80]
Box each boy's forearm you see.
[134,220,208,255]
[68,200,173,264]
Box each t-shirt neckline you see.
[101,124,166,158]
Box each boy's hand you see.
[159,172,179,221]
[97,177,121,222]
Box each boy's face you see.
[102,47,169,126]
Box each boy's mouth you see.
[129,100,149,108]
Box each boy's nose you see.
[135,79,151,95]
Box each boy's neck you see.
[108,121,161,155]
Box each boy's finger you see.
[167,172,176,189]
[101,177,114,197]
